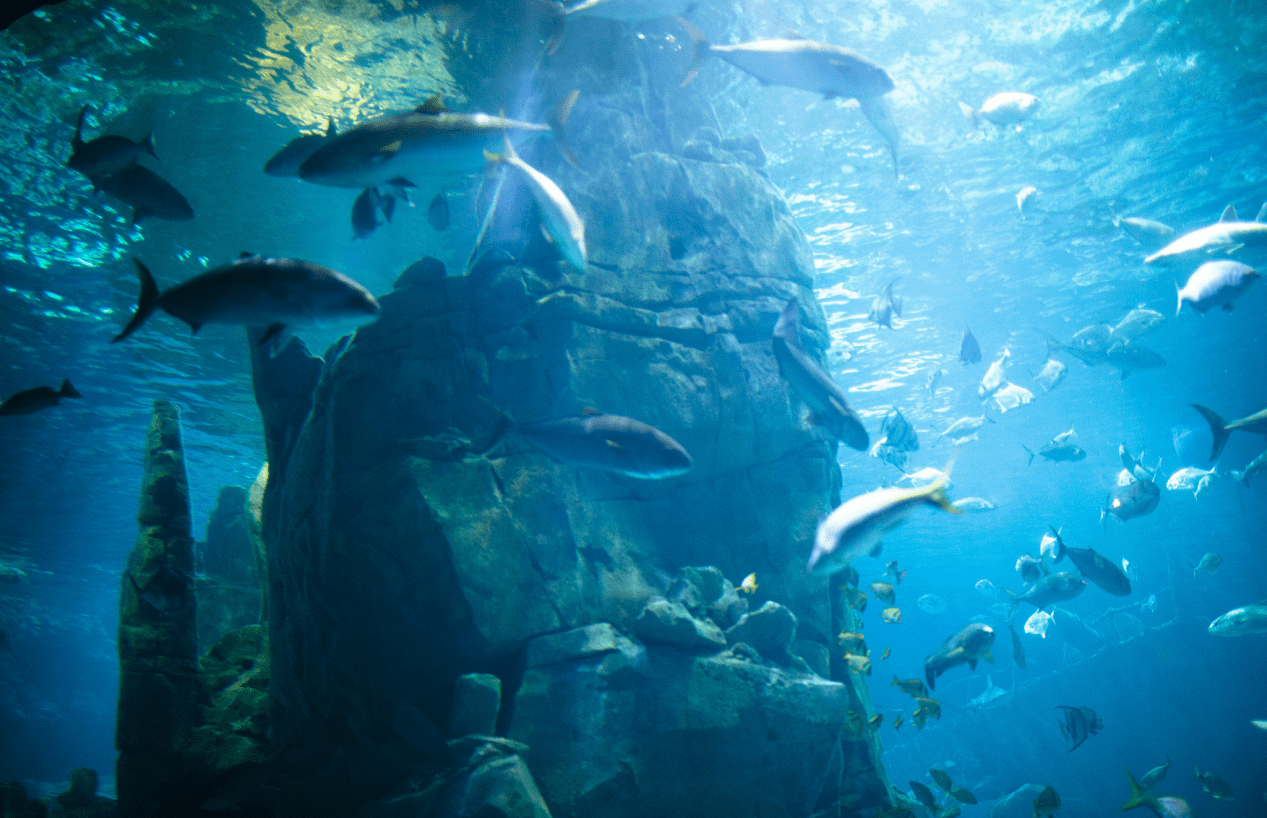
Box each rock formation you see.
[195,485,264,653]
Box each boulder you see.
[448,674,502,738]
[631,598,727,651]
[725,601,797,659]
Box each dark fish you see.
[264,116,335,177]
[1042,325,1110,367]
[913,698,940,719]
[959,327,982,364]
[126,565,191,614]
[1006,572,1086,615]
[909,781,937,812]
[1106,342,1165,380]
[487,406,692,479]
[351,186,384,239]
[93,163,193,225]
[924,622,995,690]
[892,675,928,698]
[1055,705,1102,752]
[67,104,157,179]
[1140,755,1171,790]
[428,188,450,230]
[929,769,952,792]
[1033,785,1061,817]
[1009,623,1025,669]
[1193,767,1233,800]
[1102,479,1160,525]
[950,787,977,805]
[771,298,869,451]
[876,407,919,453]
[1050,527,1131,596]
[871,581,895,605]
[868,277,902,329]
[0,378,82,415]
[1022,439,1085,466]
[1190,403,1267,462]
[112,255,380,344]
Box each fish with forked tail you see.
[0,379,83,415]
[1189,403,1267,462]
[868,277,902,329]
[1050,527,1131,596]
[1121,769,1194,818]
[68,103,157,179]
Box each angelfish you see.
[868,277,902,329]
[1055,705,1102,752]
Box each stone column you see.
[115,400,200,818]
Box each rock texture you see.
[115,400,200,818]
[195,485,264,653]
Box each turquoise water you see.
[0,0,1265,812]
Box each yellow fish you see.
[869,714,883,730]
[882,606,902,624]
[845,586,868,612]
[870,581,896,604]
[893,714,904,730]
[914,697,941,719]
[838,631,868,655]
[891,675,928,698]
[845,653,872,676]
[912,707,928,730]
[738,572,758,594]
[880,646,892,661]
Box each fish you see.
[1009,623,1025,669]
[264,116,336,176]
[881,606,902,624]
[844,586,868,612]
[1102,479,1161,525]
[771,298,869,451]
[1015,554,1043,584]
[1140,755,1172,790]
[844,653,872,675]
[926,367,946,394]
[809,459,959,574]
[1231,449,1267,486]
[1208,601,1267,636]
[1055,705,1103,752]
[564,0,695,22]
[870,443,910,472]
[299,93,578,190]
[67,103,157,179]
[1110,308,1166,345]
[427,188,450,230]
[929,769,953,792]
[351,186,388,239]
[1007,572,1086,615]
[911,707,929,730]
[940,806,961,818]
[93,163,194,225]
[1166,467,1217,498]
[856,94,902,175]
[892,715,904,730]
[868,277,902,329]
[896,467,952,490]
[1121,558,1139,582]
[949,787,977,805]
[485,136,586,270]
[880,647,891,660]
[126,565,191,614]
[1106,342,1166,380]
[978,349,1009,398]
[1193,767,1233,800]
[1016,185,1039,215]
[1052,425,1077,445]
[838,632,867,654]
[975,579,1001,599]
[993,381,1033,413]
[869,714,883,730]
[0,378,83,416]
[886,560,907,584]
[1032,357,1067,393]
[1121,769,1195,818]
[738,573,758,594]
[1039,529,1059,562]
[892,676,928,698]
[1033,785,1061,817]
[1251,719,1267,731]
[1042,324,1112,367]
[1022,434,1086,466]
[959,328,982,364]
[958,92,1040,128]
[909,781,937,812]
[870,581,896,604]
[952,497,995,512]
[936,415,994,444]
[487,406,692,479]
[913,698,940,720]
[1189,403,1267,462]
[1120,444,1161,480]
[1110,208,1175,244]
[677,19,894,103]
[924,622,995,690]
[1176,259,1262,313]
[876,407,919,452]
[1144,203,1267,266]
[1049,528,1131,596]
[112,256,380,345]
[967,674,1008,707]
[916,594,946,614]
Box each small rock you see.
[449,673,502,737]
[691,126,722,147]
[666,566,726,616]
[725,601,797,657]
[721,133,766,166]
[632,598,727,651]
[681,139,719,163]
[524,623,629,668]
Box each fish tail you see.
[141,131,158,161]
[474,397,516,456]
[1109,205,1120,228]
[1121,768,1152,812]
[549,90,580,167]
[1175,281,1184,317]
[1050,526,1065,562]
[58,379,82,399]
[957,101,978,128]
[677,17,710,88]
[1190,403,1230,462]
[1022,444,1034,467]
[112,259,162,343]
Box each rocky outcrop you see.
[195,486,264,653]
[115,400,200,818]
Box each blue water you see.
[1,0,1265,812]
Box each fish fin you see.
[140,131,158,161]
[549,90,580,168]
[957,101,978,128]
[188,323,202,335]
[417,94,447,114]
[1121,768,1152,811]
[1219,204,1238,222]
[1254,202,1267,222]
[605,439,621,449]
[473,397,516,456]
[1190,403,1230,462]
[325,116,336,137]
[112,259,162,343]
[1175,281,1184,317]
[72,103,88,149]
[967,658,977,670]
[678,17,710,87]
[1050,527,1066,562]
[540,222,554,244]
[1224,243,1244,255]
[257,323,286,347]
[981,651,994,664]
[58,379,82,399]
[1022,445,1034,466]
[869,542,882,558]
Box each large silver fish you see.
[924,623,995,690]
[1049,528,1131,596]
[488,407,692,479]
[1208,601,1267,636]
[958,92,1040,128]
[1145,203,1267,266]
[484,135,587,270]
[771,298,868,451]
[299,94,577,190]
[1006,572,1085,615]
[264,117,336,177]
[1175,260,1259,315]
[112,255,380,344]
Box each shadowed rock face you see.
[246,20,895,817]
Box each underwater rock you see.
[524,623,631,668]
[50,768,116,818]
[632,598,727,651]
[724,601,797,660]
[988,783,1048,818]
[195,485,263,653]
[116,399,200,818]
[665,566,748,628]
[448,673,502,738]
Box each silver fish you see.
[1008,572,1086,614]
[936,415,993,443]
[1145,203,1267,266]
[952,497,995,512]
[978,349,1009,398]
[1232,449,1267,486]
[264,117,336,177]
[1032,358,1067,393]
[485,135,587,270]
[492,408,692,479]
[1175,260,1259,315]
[1106,342,1165,380]
[1140,755,1172,790]
[1208,601,1267,636]
[1110,207,1174,244]
[868,277,902,329]
[1109,308,1165,345]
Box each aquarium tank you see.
[0,0,1264,816]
